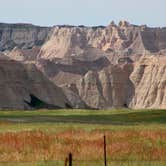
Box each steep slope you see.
[0,21,166,60]
[67,63,134,109]
[0,23,51,51]
[38,21,166,63]
[0,22,165,110]
[0,58,70,110]
[5,46,40,62]
[130,56,166,109]
[36,22,166,89]
[37,56,110,86]
[141,27,166,52]
[62,56,165,109]
[61,84,89,109]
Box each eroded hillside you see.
[0,21,165,109]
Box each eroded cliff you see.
[0,58,70,109]
[130,56,166,109]
[0,21,165,109]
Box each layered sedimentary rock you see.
[6,46,40,62]
[1,21,166,62]
[0,23,51,51]
[70,56,165,109]
[0,58,70,110]
[130,56,166,109]
[37,56,110,86]
[0,21,165,109]
[61,84,88,109]
[38,21,166,63]
[67,64,134,109]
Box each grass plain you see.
[0,109,166,166]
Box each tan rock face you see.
[0,22,166,110]
[61,84,88,109]
[39,27,87,59]
[36,56,110,86]
[39,25,145,61]
[63,56,165,109]
[0,23,51,51]
[36,23,166,67]
[0,22,166,60]
[77,71,106,109]
[76,64,133,109]
[5,46,40,62]
[130,56,166,109]
[0,59,70,110]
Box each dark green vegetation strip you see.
[0,109,165,125]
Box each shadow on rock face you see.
[24,94,72,109]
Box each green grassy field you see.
[0,109,166,132]
[0,109,166,166]
[0,109,166,125]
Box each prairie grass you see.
[1,130,166,164]
[0,109,166,165]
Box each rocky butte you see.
[0,21,165,110]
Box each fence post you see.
[104,135,107,166]
[69,153,72,166]
[64,157,68,166]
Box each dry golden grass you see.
[0,129,166,163]
[0,109,166,165]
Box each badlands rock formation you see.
[0,23,50,51]
[0,58,71,109]
[130,56,166,109]
[75,64,133,109]
[0,21,165,109]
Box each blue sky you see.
[0,0,165,27]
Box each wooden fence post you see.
[69,153,72,166]
[104,135,107,166]
[64,157,68,166]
